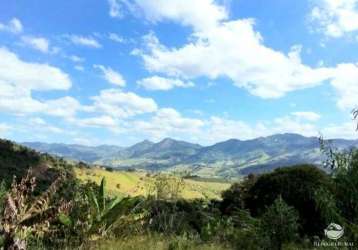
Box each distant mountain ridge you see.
[22,133,358,178]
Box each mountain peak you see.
[158,137,177,144]
[130,139,154,148]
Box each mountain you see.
[22,133,358,178]
[95,138,202,170]
[22,142,123,163]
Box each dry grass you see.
[75,168,230,200]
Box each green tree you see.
[261,196,299,250]
[220,173,257,215]
[246,165,333,237]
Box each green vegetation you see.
[1,136,358,249]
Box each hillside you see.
[1,138,230,200]
[0,138,76,190]
[75,167,230,200]
[23,133,358,178]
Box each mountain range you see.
[23,133,358,179]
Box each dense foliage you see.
[0,138,358,249]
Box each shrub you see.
[0,170,71,249]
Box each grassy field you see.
[75,167,231,200]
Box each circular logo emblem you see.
[324,223,344,240]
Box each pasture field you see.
[75,167,231,200]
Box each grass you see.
[86,234,231,250]
[75,167,231,200]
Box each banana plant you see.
[88,177,147,236]
[88,178,121,234]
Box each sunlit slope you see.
[75,167,230,200]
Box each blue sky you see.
[0,0,357,146]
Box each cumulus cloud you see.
[0,18,23,34]
[310,0,358,37]
[107,0,227,31]
[89,89,158,118]
[132,108,204,140]
[137,76,194,90]
[21,36,50,53]
[94,65,126,87]
[137,23,334,99]
[0,47,71,91]
[330,63,358,109]
[0,47,80,118]
[123,1,358,109]
[69,35,102,48]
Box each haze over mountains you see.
[23,133,358,178]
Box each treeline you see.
[0,139,357,249]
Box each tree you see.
[260,196,299,250]
[220,173,257,215]
[246,165,333,237]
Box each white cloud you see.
[128,1,358,109]
[28,118,64,133]
[121,0,227,31]
[0,47,80,118]
[89,89,158,118]
[138,76,194,90]
[108,33,125,43]
[21,36,50,53]
[330,63,358,109]
[77,115,117,128]
[137,22,334,99]
[291,111,321,121]
[199,114,322,144]
[69,35,102,48]
[94,65,126,87]
[44,96,81,118]
[0,47,71,91]
[0,18,23,34]
[311,0,358,37]
[125,110,323,144]
[132,108,204,140]
[321,121,358,139]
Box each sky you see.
[0,0,358,146]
